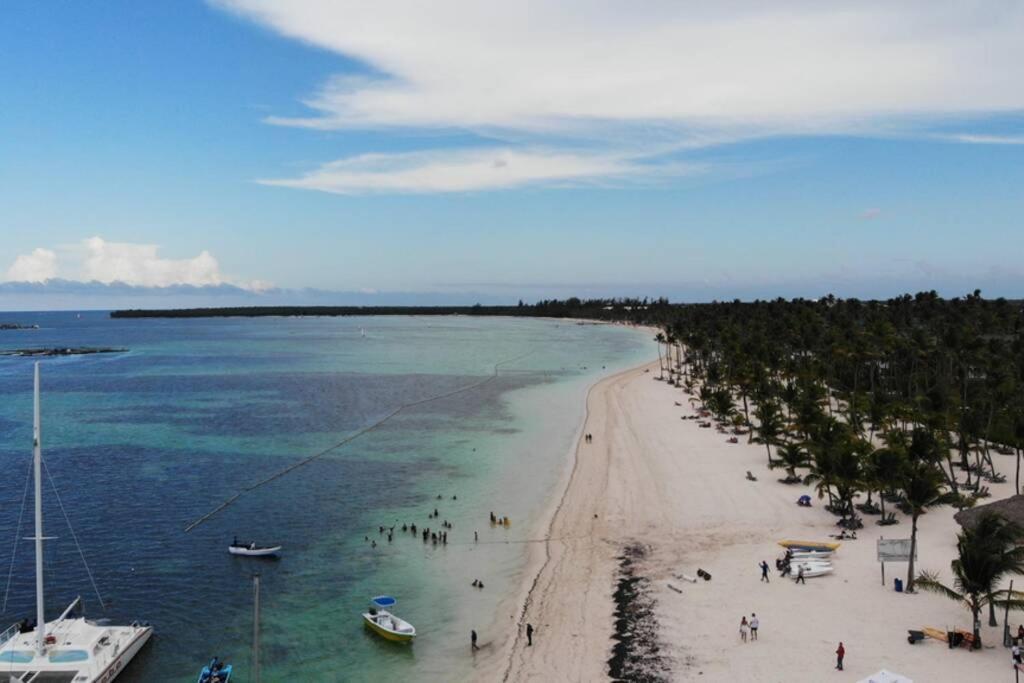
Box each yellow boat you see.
[362,596,416,643]
[777,539,841,552]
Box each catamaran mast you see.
[32,362,46,655]
[252,573,261,683]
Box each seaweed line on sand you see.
[608,544,670,683]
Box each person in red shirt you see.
[835,642,845,671]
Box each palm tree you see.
[868,444,906,524]
[916,513,1024,647]
[900,460,946,592]
[654,332,666,380]
[770,442,810,483]
[753,399,784,467]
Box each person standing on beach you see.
[796,566,806,584]
[526,623,534,646]
[471,630,479,651]
[835,642,845,670]
[760,560,770,582]
[750,614,759,641]
[739,616,748,643]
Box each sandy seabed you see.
[477,360,1019,682]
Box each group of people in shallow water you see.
[489,511,511,526]
[362,496,464,550]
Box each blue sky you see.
[1,1,1022,308]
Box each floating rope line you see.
[2,457,33,613]
[42,459,106,611]
[184,350,535,533]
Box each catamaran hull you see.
[362,614,415,643]
[94,626,153,683]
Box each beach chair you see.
[906,629,925,644]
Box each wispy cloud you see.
[215,1,1024,193]
[943,133,1024,145]
[3,237,270,291]
[259,147,701,194]
[859,208,882,221]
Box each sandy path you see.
[498,361,1020,682]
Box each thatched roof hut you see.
[954,495,1024,529]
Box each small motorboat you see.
[778,539,840,552]
[229,538,281,557]
[197,657,232,683]
[362,596,416,643]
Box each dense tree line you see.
[109,298,666,319]
[639,290,1024,647]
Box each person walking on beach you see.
[739,616,748,643]
[750,614,759,641]
[471,630,479,651]
[1012,643,1021,666]
[526,623,534,646]
[795,565,806,584]
[760,560,770,582]
[835,642,845,670]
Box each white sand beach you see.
[493,360,1019,682]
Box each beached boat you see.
[778,539,841,552]
[197,657,232,682]
[793,562,833,578]
[229,540,281,557]
[362,596,416,643]
[0,364,153,682]
[788,550,833,560]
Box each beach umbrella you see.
[857,670,912,683]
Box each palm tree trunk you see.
[972,601,982,649]
[1016,447,1021,496]
[988,597,997,627]
[907,514,919,592]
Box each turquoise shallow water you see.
[0,313,652,681]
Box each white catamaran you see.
[0,363,152,682]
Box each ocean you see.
[0,312,651,681]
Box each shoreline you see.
[480,360,657,681]
[491,353,1020,682]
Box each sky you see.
[1,1,1022,309]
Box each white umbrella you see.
[857,671,912,683]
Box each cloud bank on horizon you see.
[3,237,270,291]
[216,0,1024,193]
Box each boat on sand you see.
[778,539,841,552]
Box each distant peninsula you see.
[109,299,658,320]
[0,323,40,330]
[0,347,127,357]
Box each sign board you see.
[877,538,916,562]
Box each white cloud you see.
[859,208,882,220]
[6,248,58,282]
[259,148,699,194]
[4,238,270,290]
[218,1,1024,132]
[82,236,226,287]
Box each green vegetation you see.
[917,512,1024,648]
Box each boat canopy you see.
[371,596,396,608]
